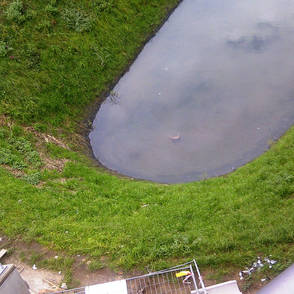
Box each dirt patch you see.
[39,154,68,172]
[25,127,70,151]
[2,165,25,177]
[71,258,122,287]
[4,255,63,294]
[0,236,122,292]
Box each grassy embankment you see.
[1,0,294,289]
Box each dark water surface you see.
[89,0,294,183]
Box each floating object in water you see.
[168,134,181,142]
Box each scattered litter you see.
[264,257,277,269]
[261,278,267,282]
[239,256,277,280]
[32,264,38,270]
[0,249,7,260]
[18,199,22,203]
[58,271,62,275]
[0,237,2,242]
[65,231,68,234]
[141,204,149,208]
[158,92,161,96]
[61,282,68,289]
[257,127,261,130]
[77,254,81,257]
[176,270,192,284]
[54,256,59,259]
[176,271,191,278]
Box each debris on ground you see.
[239,256,277,280]
[32,264,38,270]
[61,282,68,289]
[0,249,7,260]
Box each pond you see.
[89,0,294,183]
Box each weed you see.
[45,4,59,16]
[0,41,13,57]
[5,0,26,24]
[22,172,41,185]
[62,9,92,32]
[88,260,104,271]
[22,45,41,69]
[93,0,114,13]
[36,20,52,33]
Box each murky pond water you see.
[90,0,294,183]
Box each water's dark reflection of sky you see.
[89,0,294,183]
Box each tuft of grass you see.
[93,0,115,13]
[88,260,104,272]
[62,8,92,33]
[5,0,26,24]
[22,172,41,185]
[0,41,13,57]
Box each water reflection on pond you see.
[90,0,294,183]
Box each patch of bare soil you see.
[0,236,122,293]
[25,127,70,151]
[5,255,63,294]
[71,257,123,287]
[3,165,25,177]
[39,154,68,172]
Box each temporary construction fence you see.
[51,260,207,294]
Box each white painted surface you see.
[192,280,242,294]
[85,279,128,294]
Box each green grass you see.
[0,122,294,273]
[0,0,179,127]
[0,0,294,284]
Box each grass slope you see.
[0,0,178,126]
[0,0,294,288]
